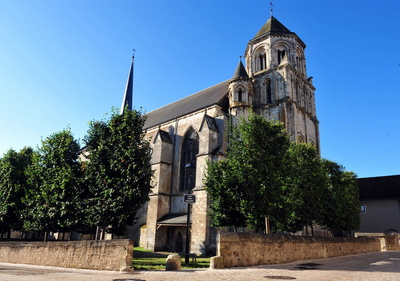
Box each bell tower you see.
[242,16,320,150]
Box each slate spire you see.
[120,55,134,115]
[253,16,292,38]
[232,57,248,80]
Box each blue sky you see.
[0,0,399,178]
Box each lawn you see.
[132,247,210,270]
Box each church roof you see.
[232,60,249,80]
[254,16,292,38]
[144,80,230,129]
[358,175,400,199]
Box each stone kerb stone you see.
[166,254,181,271]
[210,255,224,269]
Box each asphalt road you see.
[0,250,399,281]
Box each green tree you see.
[205,113,290,232]
[23,129,83,239]
[0,147,35,236]
[83,108,153,238]
[205,159,247,230]
[321,159,360,233]
[281,143,328,234]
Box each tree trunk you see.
[101,220,107,240]
[95,226,99,240]
[265,217,271,234]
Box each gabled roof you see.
[254,16,292,38]
[144,80,230,129]
[358,175,400,199]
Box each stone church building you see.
[133,15,319,255]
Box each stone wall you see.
[217,232,383,268]
[0,239,133,271]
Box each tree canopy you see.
[83,108,153,236]
[22,129,83,237]
[0,147,35,235]
[321,159,360,232]
[0,108,153,240]
[206,113,290,232]
[205,112,360,235]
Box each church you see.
[130,15,320,256]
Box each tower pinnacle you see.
[270,2,273,17]
[120,54,135,115]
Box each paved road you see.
[1,250,399,281]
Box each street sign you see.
[183,194,196,204]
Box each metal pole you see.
[185,201,191,265]
[184,161,194,266]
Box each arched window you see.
[277,49,286,64]
[179,128,199,191]
[258,53,266,71]
[255,49,267,72]
[266,79,272,104]
[238,88,243,102]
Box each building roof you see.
[358,175,400,199]
[254,16,292,38]
[144,80,230,129]
[232,60,249,80]
[157,213,190,225]
[120,57,134,115]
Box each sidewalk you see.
[1,250,400,281]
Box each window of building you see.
[258,52,266,71]
[277,49,286,64]
[266,79,272,104]
[238,88,243,102]
[179,128,199,191]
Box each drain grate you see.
[295,262,322,270]
[298,263,321,267]
[264,276,296,280]
[113,279,146,281]
[296,266,318,270]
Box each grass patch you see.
[132,247,210,270]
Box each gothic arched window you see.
[179,128,199,191]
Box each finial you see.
[132,48,136,59]
[270,2,273,17]
[239,55,242,62]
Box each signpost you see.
[184,193,196,265]
[184,161,195,265]
[183,194,196,204]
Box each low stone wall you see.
[0,239,133,271]
[354,232,400,251]
[217,232,382,268]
